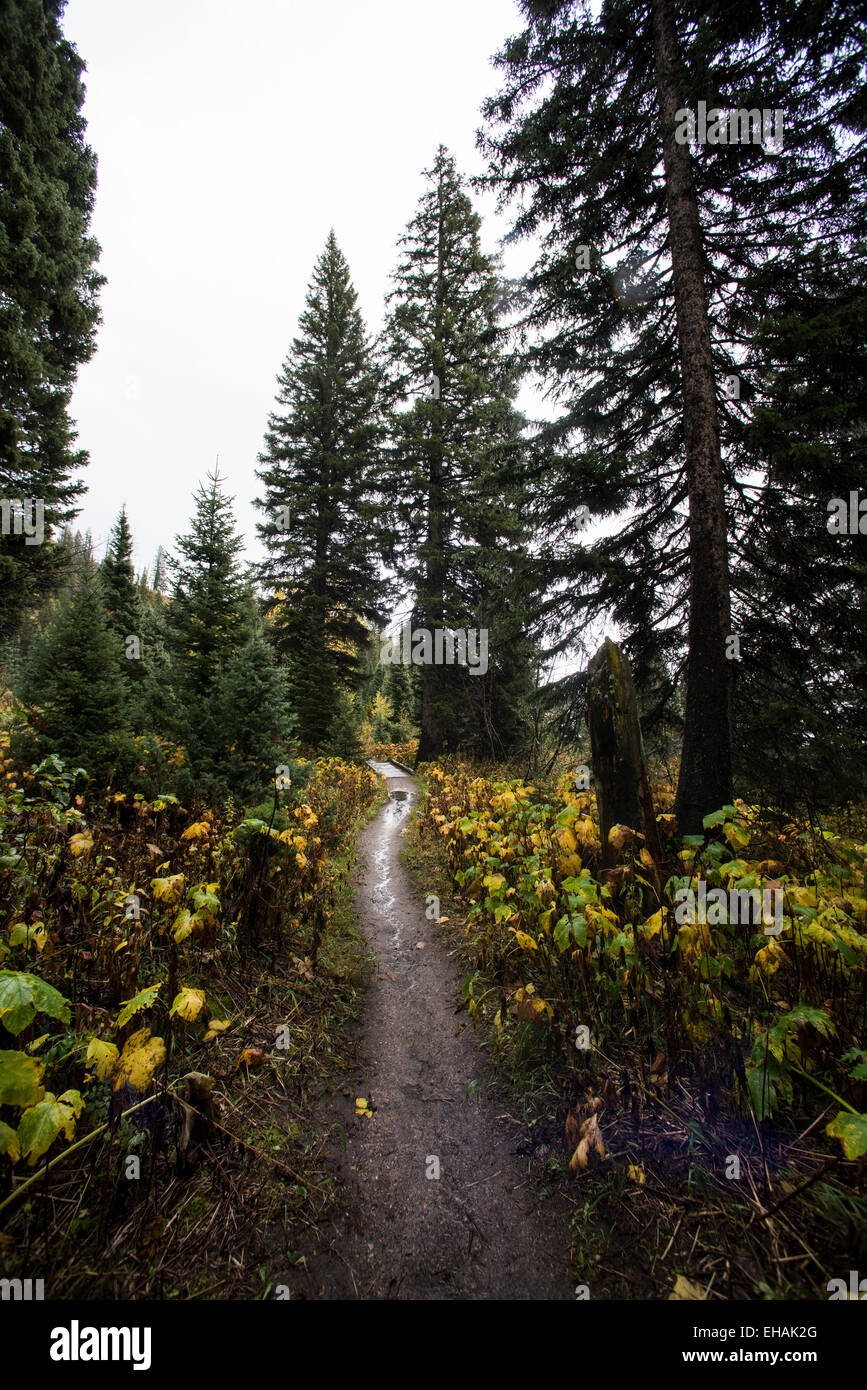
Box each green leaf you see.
[702,809,727,829]
[0,971,71,1034]
[0,1049,45,1107]
[116,982,162,1028]
[17,1090,83,1164]
[190,889,220,918]
[826,1111,867,1160]
[783,1004,836,1038]
[0,1119,20,1161]
[723,821,751,850]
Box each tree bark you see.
[417,167,447,764]
[651,0,734,833]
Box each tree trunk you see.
[417,169,447,765]
[586,638,662,868]
[651,0,734,834]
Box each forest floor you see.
[277,763,576,1299]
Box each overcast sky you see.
[62,0,536,579]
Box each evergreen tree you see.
[0,0,104,639]
[734,246,867,805]
[254,231,389,748]
[383,147,537,761]
[480,0,867,825]
[16,574,129,782]
[151,546,167,594]
[100,507,141,640]
[325,687,362,760]
[212,630,295,794]
[165,469,252,767]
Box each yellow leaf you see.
[172,909,196,943]
[627,1164,645,1185]
[169,987,206,1022]
[723,822,751,850]
[482,873,506,891]
[85,1038,119,1082]
[203,1018,230,1042]
[151,874,185,906]
[181,822,210,841]
[113,1029,166,1091]
[510,929,538,951]
[669,1274,706,1301]
[69,832,94,858]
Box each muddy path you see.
[288,762,574,1300]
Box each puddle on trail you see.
[368,773,415,957]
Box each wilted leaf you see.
[235,1048,267,1071]
[627,1164,646,1185]
[569,1112,606,1172]
[608,825,635,853]
[69,832,94,858]
[0,1050,45,1107]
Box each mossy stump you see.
[586,637,662,868]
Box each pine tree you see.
[383,147,537,761]
[165,469,252,767]
[254,231,388,748]
[16,574,129,782]
[101,508,140,640]
[0,0,104,639]
[733,245,867,805]
[152,546,168,593]
[212,630,295,794]
[480,0,867,824]
[325,687,362,760]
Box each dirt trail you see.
[292,763,573,1300]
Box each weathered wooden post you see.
[586,637,662,868]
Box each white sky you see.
[63,0,537,579]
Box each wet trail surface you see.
[292,762,573,1299]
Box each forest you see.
[0,0,865,1328]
